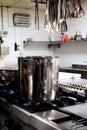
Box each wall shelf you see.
[27,40,61,48]
[27,39,87,48]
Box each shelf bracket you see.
[48,44,61,48]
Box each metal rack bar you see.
[31,0,46,4]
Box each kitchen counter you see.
[59,64,87,75]
[1,97,87,130]
[61,102,87,120]
[59,77,87,85]
[59,67,87,74]
[0,65,18,70]
[0,97,66,130]
[0,76,87,130]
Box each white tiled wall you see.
[55,41,87,67]
[54,0,87,67]
[0,0,87,68]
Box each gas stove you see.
[0,83,86,114]
[15,86,86,114]
[0,78,87,118]
[0,84,87,130]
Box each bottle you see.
[65,33,69,42]
[74,31,78,40]
[61,33,65,42]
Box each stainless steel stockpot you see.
[20,56,59,101]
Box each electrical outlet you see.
[3,31,8,35]
[0,30,8,37]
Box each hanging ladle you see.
[35,0,39,30]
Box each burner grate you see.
[17,99,54,113]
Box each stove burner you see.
[23,100,40,106]
[17,99,54,113]
[2,89,14,95]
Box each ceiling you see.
[0,0,46,10]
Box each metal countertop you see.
[0,97,68,130]
[59,77,87,85]
[61,102,87,119]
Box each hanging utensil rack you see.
[31,0,46,4]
